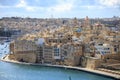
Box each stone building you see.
[85,57,101,69]
[45,34,73,44]
[9,40,38,63]
[61,43,83,66]
[53,44,61,63]
[43,45,53,63]
[35,38,45,63]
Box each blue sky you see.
[0,0,120,18]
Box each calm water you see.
[0,43,114,80]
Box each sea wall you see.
[15,53,36,63]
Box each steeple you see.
[84,16,90,27]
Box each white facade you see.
[35,38,45,45]
[95,43,112,55]
[53,47,61,59]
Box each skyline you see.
[0,0,120,18]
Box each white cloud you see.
[81,5,105,9]
[35,0,40,2]
[0,5,12,8]
[16,0,26,8]
[15,0,74,12]
[98,0,120,7]
[26,7,36,12]
[0,0,75,12]
[16,0,37,12]
[81,0,120,10]
[3,0,119,13]
[48,3,73,13]
[47,0,75,13]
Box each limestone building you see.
[9,40,37,63]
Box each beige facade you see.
[86,57,101,69]
[45,35,73,44]
[36,46,43,63]
[9,40,38,63]
[43,45,53,63]
[100,53,120,70]
[13,52,37,63]
[62,43,83,66]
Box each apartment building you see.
[43,45,53,63]
[9,40,38,63]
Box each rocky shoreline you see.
[1,54,120,80]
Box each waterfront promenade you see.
[1,54,120,80]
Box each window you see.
[104,48,109,50]
[54,48,59,56]
[98,44,103,46]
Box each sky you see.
[0,0,120,18]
